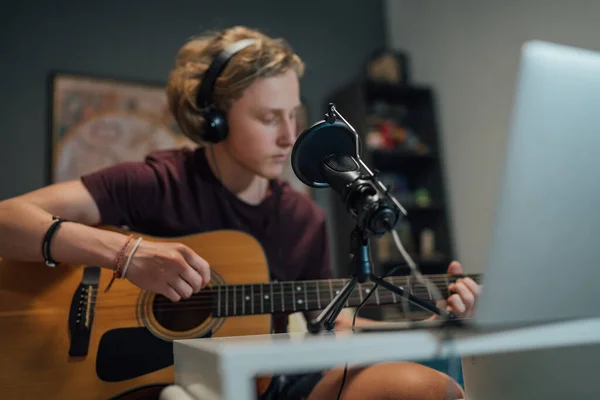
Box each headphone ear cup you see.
[202,107,228,144]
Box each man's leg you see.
[307,362,464,400]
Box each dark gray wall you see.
[0,0,386,199]
[0,0,386,274]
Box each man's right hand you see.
[0,180,210,303]
[126,240,211,302]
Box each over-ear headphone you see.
[195,38,258,144]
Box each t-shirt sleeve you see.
[80,158,166,229]
[299,216,334,280]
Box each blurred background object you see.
[3,0,600,316]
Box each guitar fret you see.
[294,283,302,311]
[358,283,364,305]
[233,285,236,315]
[251,285,254,315]
[270,283,274,313]
[283,283,294,312]
[444,276,450,298]
[328,280,333,302]
[303,281,308,311]
[260,284,264,314]
[292,283,297,311]
[242,285,245,315]
[280,282,285,312]
[225,285,229,316]
[218,285,221,316]
[316,281,321,309]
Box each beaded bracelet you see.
[121,237,143,279]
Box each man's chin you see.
[258,166,285,180]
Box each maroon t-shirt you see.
[80,147,332,333]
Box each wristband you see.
[41,216,70,267]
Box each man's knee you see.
[307,362,464,400]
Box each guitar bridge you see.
[68,266,100,357]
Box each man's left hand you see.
[438,261,481,319]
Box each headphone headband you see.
[196,38,258,110]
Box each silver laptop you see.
[472,39,600,330]
[461,39,600,399]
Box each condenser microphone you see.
[291,104,406,236]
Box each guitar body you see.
[0,229,272,400]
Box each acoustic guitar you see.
[0,228,480,399]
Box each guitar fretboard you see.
[206,274,481,317]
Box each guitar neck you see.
[209,273,482,317]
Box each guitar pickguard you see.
[96,327,213,382]
[95,271,222,383]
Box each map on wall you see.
[49,73,197,183]
[49,72,313,198]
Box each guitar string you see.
[88,291,441,314]
[90,275,482,307]
[87,287,461,314]
[91,289,440,305]
[109,273,482,295]
[91,274,482,304]
[96,275,482,297]
[91,287,439,304]
[86,275,481,313]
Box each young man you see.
[0,26,479,399]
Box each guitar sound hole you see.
[152,291,214,332]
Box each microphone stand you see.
[307,224,455,334]
[305,103,454,334]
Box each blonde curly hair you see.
[166,26,305,144]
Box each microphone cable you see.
[390,229,465,398]
[390,229,444,317]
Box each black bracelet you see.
[42,216,70,267]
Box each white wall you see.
[384,0,600,272]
